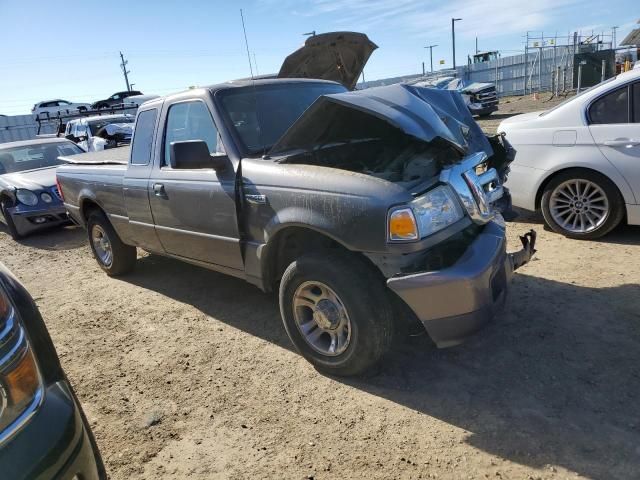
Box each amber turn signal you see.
[388,208,418,241]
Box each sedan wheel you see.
[548,179,609,234]
[541,169,624,240]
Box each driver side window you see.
[163,101,224,167]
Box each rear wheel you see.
[541,169,624,239]
[279,252,393,376]
[0,200,22,240]
[87,210,136,275]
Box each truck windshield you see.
[0,142,83,174]
[219,82,347,155]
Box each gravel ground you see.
[1,93,639,480]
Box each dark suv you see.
[0,262,105,479]
[91,90,143,109]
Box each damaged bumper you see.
[387,219,536,347]
[8,204,70,236]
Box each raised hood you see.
[278,32,377,90]
[270,83,492,159]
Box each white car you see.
[122,93,160,108]
[64,114,134,152]
[32,99,91,117]
[499,69,640,239]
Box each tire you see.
[279,252,394,376]
[0,200,22,240]
[87,210,136,275]
[541,169,624,240]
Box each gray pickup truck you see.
[56,78,536,376]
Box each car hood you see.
[459,82,494,93]
[278,32,377,90]
[0,167,57,190]
[270,83,492,159]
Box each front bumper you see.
[0,380,104,480]
[387,220,536,347]
[468,102,499,116]
[8,204,70,236]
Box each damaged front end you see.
[269,83,536,346]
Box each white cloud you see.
[260,0,585,40]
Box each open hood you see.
[270,83,492,159]
[278,32,377,90]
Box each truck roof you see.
[146,78,342,107]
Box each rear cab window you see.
[130,109,158,165]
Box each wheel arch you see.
[78,194,107,224]
[260,224,377,293]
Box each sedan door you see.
[148,100,243,272]
[588,82,640,201]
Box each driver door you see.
[148,99,243,272]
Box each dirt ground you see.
[2,94,639,480]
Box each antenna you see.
[240,9,254,78]
[253,52,259,76]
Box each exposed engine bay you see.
[281,135,463,190]
[271,83,509,193]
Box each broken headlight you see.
[389,186,464,241]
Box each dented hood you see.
[278,32,377,90]
[270,83,493,158]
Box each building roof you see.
[620,28,640,46]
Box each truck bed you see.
[57,147,129,222]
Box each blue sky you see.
[0,0,636,115]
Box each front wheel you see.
[87,210,136,275]
[541,169,624,239]
[279,252,394,376]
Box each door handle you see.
[603,139,640,147]
[153,183,167,198]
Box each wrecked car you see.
[56,78,536,376]
[415,76,499,117]
[64,114,134,152]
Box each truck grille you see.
[441,152,504,224]
[473,87,499,107]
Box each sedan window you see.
[589,86,629,124]
[633,83,640,123]
[0,143,84,174]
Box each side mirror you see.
[170,140,228,171]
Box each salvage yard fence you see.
[0,107,138,144]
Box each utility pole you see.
[452,18,462,69]
[119,51,131,92]
[425,44,438,73]
[475,37,478,54]
[612,26,618,49]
